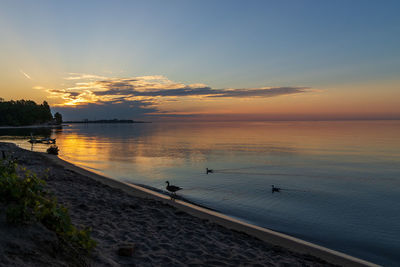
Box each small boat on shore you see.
[28,134,56,144]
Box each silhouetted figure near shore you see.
[206,168,214,174]
[166,181,182,199]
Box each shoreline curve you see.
[46,153,379,267]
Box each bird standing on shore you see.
[165,181,182,198]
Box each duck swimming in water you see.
[206,168,214,174]
[271,185,281,193]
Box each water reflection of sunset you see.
[2,121,400,265]
[51,121,400,181]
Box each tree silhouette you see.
[0,99,58,126]
[54,112,63,125]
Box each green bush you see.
[0,158,96,253]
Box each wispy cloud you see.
[46,73,313,119]
[64,73,108,80]
[20,69,32,80]
[49,74,311,103]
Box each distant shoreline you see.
[64,119,150,124]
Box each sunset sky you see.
[1,0,399,121]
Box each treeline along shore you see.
[0,142,338,266]
[0,99,62,127]
[0,98,149,128]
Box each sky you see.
[0,0,399,121]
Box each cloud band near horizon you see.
[50,74,311,101]
[44,74,313,119]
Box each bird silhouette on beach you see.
[165,181,182,198]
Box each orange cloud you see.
[46,74,313,112]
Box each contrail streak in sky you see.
[20,69,32,80]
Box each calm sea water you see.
[1,121,400,266]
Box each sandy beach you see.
[0,142,344,266]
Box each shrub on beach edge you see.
[47,145,59,155]
[0,157,96,257]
